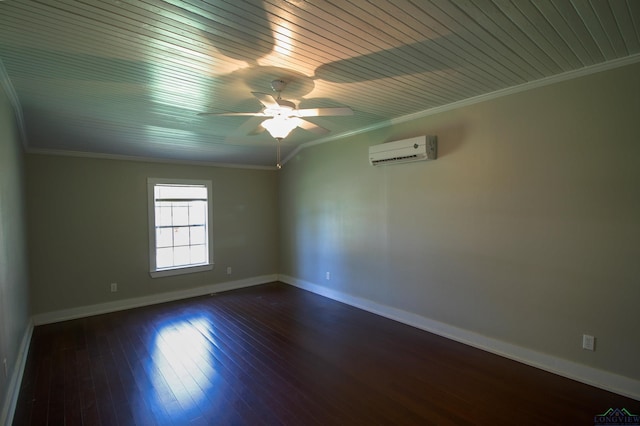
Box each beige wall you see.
[279,62,640,381]
[0,84,30,413]
[26,155,278,314]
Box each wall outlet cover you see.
[582,334,595,351]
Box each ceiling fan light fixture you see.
[262,116,301,139]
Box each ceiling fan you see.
[198,79,353,168]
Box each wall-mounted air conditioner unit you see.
[368,135,437,166]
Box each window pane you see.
[173,246,190,266]
[156,247,174,269]
[156,205,173,227]
[173,227,190,246]
[190,245,207,264]
[189,201,206,225]
[156,185,206,200]
[172,206,189,226]
[190,226,206,245]
[156,228,173,248]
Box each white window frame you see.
[147,178,214,278]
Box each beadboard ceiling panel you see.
[1,0,639,167]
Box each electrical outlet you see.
[582,334,595,351]
[325,271,331,280]
[110,282,118,292]
[226,267,232,275]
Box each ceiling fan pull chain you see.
[276,138,282,169]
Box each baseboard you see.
[32,274,278,326]
[279,275,640,401]
[0,318,34,426]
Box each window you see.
[148,178,213,278]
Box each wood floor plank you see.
[213,294,432,424]
[202,305,350,418]
[13,282,640,425]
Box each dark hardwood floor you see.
[13,282,640,425]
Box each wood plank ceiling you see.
[1,0,639,168]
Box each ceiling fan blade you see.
[296,107,353,117]
[251,92,279,109]
[248,124,266,135]
[298,119,330,135]
[198,112,263,116]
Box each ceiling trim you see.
[0,58,28,150]
[26,148,278,171]
[282,53,640,165]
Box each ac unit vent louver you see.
[369,135,437,166]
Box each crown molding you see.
[282,53,640,165]
[0,59,28,149]
[26,148,278,171]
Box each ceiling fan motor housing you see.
[271,79,287,93]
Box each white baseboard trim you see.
[33,274,277,326]
[1,319,34,426]
[280,275,640,401]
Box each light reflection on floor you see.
[145,313,219,422]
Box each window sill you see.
[150,263,213,278]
